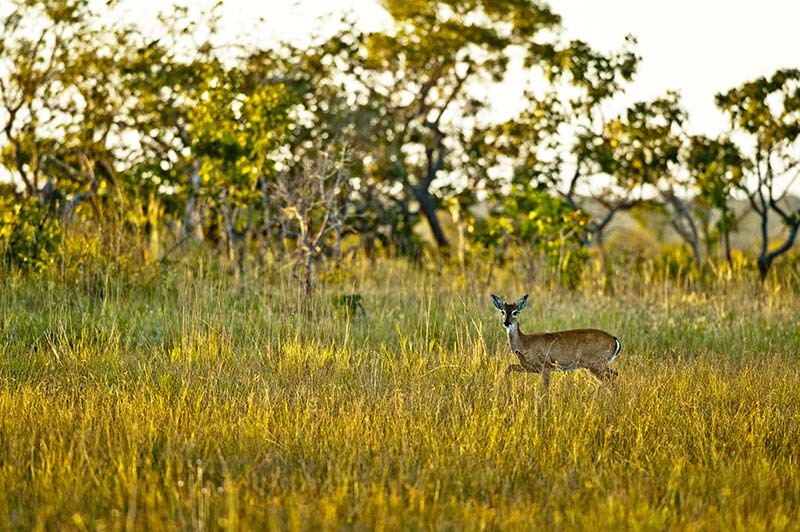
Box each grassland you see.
[1,258,799,530]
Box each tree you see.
[0,0,161,265]
[242,27,415,255]
[481,35,640,273]
[0,0,298,270]
[685,135,747,266]
[341,0,565,250]
[558,90,686,273]
[0,0,124,205]
[275,148,350,295]
[716,69,800,280]
[186,65,294,274]
[477,186,590,288]
[118,4,230,244]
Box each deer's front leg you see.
[505,364,526,375]
[541,366,552,395]
[505,364,526,386]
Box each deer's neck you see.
[506,322,524,351]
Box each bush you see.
[0,196,62,272]
[470,187,590,288]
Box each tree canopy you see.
[1,0,798,284]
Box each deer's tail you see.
[609,337,621,364]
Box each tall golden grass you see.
[1,258,798,530]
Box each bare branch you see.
[429,62,473,128]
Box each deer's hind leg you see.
[587,365,618,384]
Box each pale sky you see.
[554,0,800,135]
[120,0,800,136]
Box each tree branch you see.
[429,62,473,128]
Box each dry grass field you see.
[1,258,799,530]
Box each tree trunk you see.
[757,254,771,282]
[183,161,204,241]
[663,192,702,270]
[757,221,800,282]
[723,228,733,268]
[412,184,449,249]
[304,249,314,297]
[595,230,613,295]
[688,240,702,271]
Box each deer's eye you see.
[500,310,505,315]
[512,310,518,317]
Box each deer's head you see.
[491,294,529,330]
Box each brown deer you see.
[491,294,620,391]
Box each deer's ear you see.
[517,294,529,310]
[490,294,504,310]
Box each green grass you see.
[1,259,799,530]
